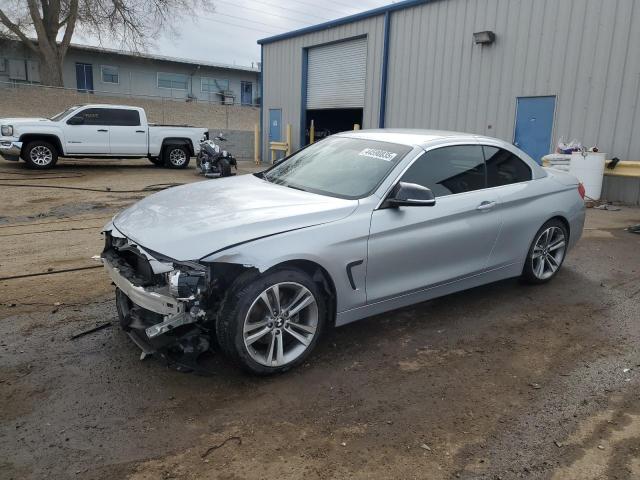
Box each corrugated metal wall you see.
[261,15,385,155]
[385,0,640,160]
[262,0,640,161]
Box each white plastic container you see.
[569,152,606,200]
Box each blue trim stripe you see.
[300,48,309,147]
[259,45,264,163]
[379,11,391,128]
[257,0,435,45]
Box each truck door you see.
[107,109,147,156]
[65,107,110,154]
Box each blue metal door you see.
[514,96,556,164]
[75,63,94,92]
[269,109,282,142]
[241,82,253,105]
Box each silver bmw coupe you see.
[102,130,585,374]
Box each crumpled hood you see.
[112,174,358,261]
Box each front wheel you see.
[164,145,190,169]
[216,268,326,375]
[23,141,58,169]
[521,219,568,284]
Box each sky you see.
[75,0,393,68]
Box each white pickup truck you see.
[0,104,207,169]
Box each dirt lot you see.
[1,158,639,480]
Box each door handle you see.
[476,201,497,211]
[136,130,145,133]
[97,129,108,132]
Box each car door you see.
[366,144,503,303]
[65,107,110,154]
[480,144,537,269]
[108,109,148,156]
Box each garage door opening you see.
[305,108,363,143]
[303,37,366,145]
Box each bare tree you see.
[0,0,212,86]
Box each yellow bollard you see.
[254,123,260,164]
[353,124,360,130]
[310,119,315,144]
[286,123,292,156]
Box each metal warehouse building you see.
[258,0,640,175]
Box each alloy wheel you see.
[30,146,53,166]
[169,148,187,166]
[532,226,566,280]
[243,282,319,367]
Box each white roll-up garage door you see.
[306,37,367,110]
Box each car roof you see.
[337,128,512,149]
[336,128,546,179]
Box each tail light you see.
[577,182,586,199]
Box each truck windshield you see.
[50,106,81,122]
[262,136,412,199]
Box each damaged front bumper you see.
[103,257,197,338]
[101,225,211,363]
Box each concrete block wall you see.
[0,83,259,159]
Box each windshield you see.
[50,105,81,122]
[262,136,412,199]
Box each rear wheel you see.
[220,159,231,177]
[216,268,326,375]
[23,141,58,169]
[164,145,190,169]
[522,219,568,284]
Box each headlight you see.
[167,269,205,298]
[1,125,13,136]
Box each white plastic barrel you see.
[569,152,606,200]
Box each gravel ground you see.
[1,158,639,480]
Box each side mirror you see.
[384,182,436,208]
[67,116,84,125]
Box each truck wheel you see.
[164,145,190,169]
[23,141,58,169]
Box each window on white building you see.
[157,72,188,90]
[101,65,119,84]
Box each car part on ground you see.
[101,129,586,374]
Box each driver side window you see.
[68,108,106,126]
[400,145,486,197]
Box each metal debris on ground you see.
[70,322,112,340]
[594,204,621,211]
[201,436,242,458]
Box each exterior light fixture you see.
[473,31,496,45]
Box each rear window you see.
[483,146,532,186]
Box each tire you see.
[220,159,231,177]
[22,140,58,169]
[148,157,163,167]
[521,219,569,284]
[216,267,327,375]
[163,145,190,169]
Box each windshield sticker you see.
[358,148,398,162]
